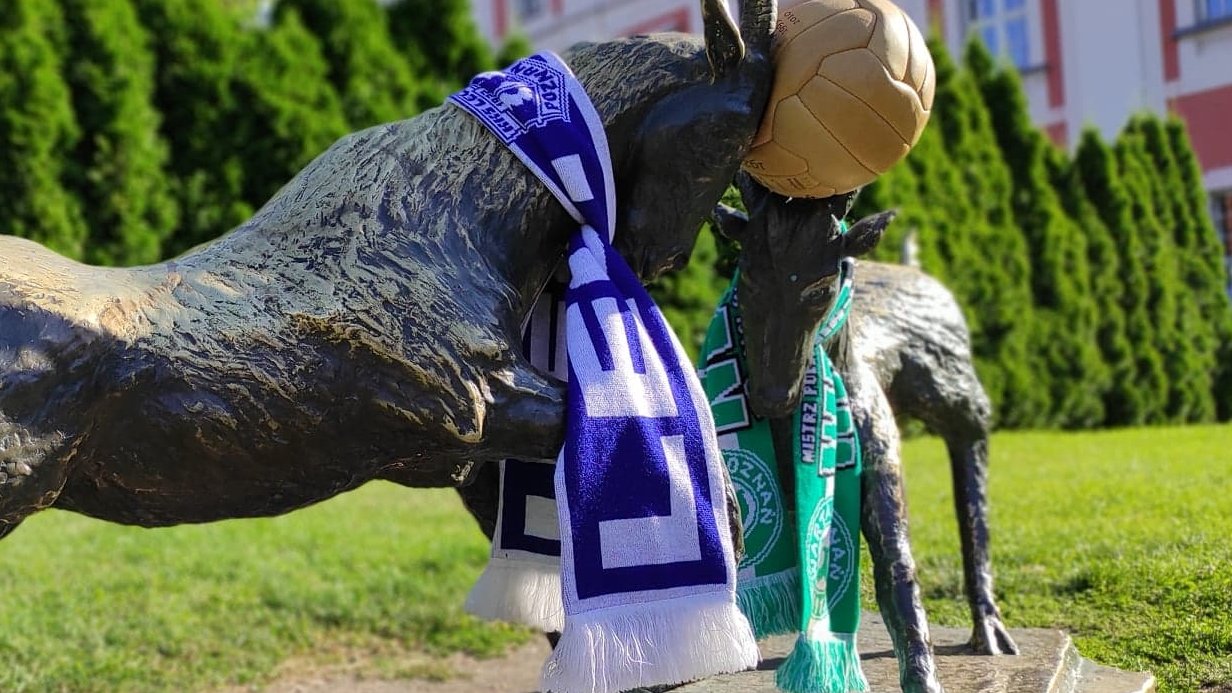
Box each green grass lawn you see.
[0,424,1228,692]
[0,485,527,692]
[897,423,1232,693]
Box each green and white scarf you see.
[699,257,867,693]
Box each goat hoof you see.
[902,674,945,693]
[900,644,945,693]
[970,612,1020,655]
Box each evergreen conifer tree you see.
[926,37,1047,427]
[278,0,425,127]
[1165,117,1232,419]
[1075,129,1168,424]
[1048,139,1136,426]
[1130,115,1217,421]
[0,0,88,259]
[231,9,350,208]
[386,0,495,99]
[650,225,728,360]
[850,151,937,269]
[133,0,253,255]
[59,0,178,266]
[895,113,959,280]
[968,41,1106,427]
[1115,124,1204,423]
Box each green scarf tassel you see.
[699,256,866,693]
[777,634,866,693]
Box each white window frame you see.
[963,0,1043,70]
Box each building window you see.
[1212,190,1232,295]
[1197,0,1232,21]
[966,0,1031,69]
[516,0,545,22]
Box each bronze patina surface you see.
[0,0,776,539]
[702,175,1016,692]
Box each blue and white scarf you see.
[451,53,758,693]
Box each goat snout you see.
[748,383,800,420]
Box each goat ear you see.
[844,210,895,258]
[711,203,750,241]
[702,0,744,79]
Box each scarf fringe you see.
[736,569,801,639]
[775,632,868,693]
[464,558,564,633]
[540,594,759,693]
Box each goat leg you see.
[946,433,1017,655]
[850,363,944,693]
[921,362,1018,656]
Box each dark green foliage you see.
[650,225,729,360]
[1165,118,1232,420]
[1127,115,1217,422]
[850,146,936,269]
[387,0,495,99]
[132,0,253,254]
[278,0,426,126]
[231,9,350,208]
[968,40,1106,427]
[890,115,958,278]
[851,38,1052,427]
[1075,129,1168,424]
[0,0,88,258]
[134,0,354,255]
[58,0,178,266]
[1047,140,1138,428]
[1115,124,1207,423]
[925,37,1047,428]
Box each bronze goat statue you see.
[707,175,1018,692]
[0,0,776,541]
[458,178,1016,693]
[845,261,1016,657]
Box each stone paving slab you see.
[226,613,1154,693]
[678,613,1155,693]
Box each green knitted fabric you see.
[698,257,867,693]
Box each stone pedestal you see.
[677,613,1154,693]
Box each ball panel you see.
[798,75,910,173]
[751,171,838,199]
[772,10,877,98]
[776,95,877,195]
[860,0,909,80]
[819,49,926,143]
[903,9,930,92]
[744,0,936,198]
[917,47,936,111]
[772,0,860,53]
[744,133,811,177]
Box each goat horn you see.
[741,0,777,60]
[702,0,743,77]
